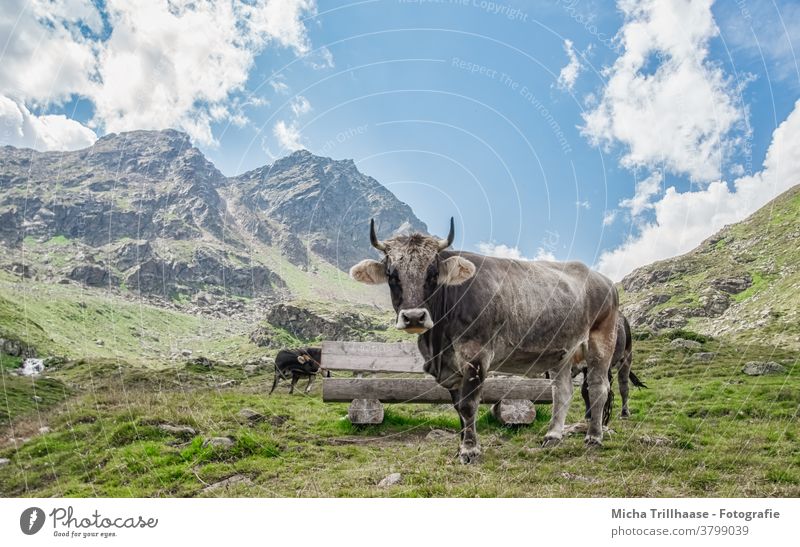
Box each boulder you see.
[237,408,265,424]
[157,424,197,437]
[669,338,702,350]
[378,473,402,487]
[203,436,235,449]
[742,362,786,376]
[692,352,716,362]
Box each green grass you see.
[1,335,797,497]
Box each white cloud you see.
[0,0,323,150]
[557,39,582,91]
[273,120,303,150]
[602,210,618,226]
[597,98,800,281]
[581,0,746,182]
[0,96,97,151]
[271,79,290,94]
[576,200,591,210]
[619,171,663,216]
[476,242,557,261]
[290,96,312,116]
[0,0,100,104]
[91,0,320,146]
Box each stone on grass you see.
[158,424,197,438]
[378,473,402,487]
[202,474,253,493]
[238,408,265,424]
[742,361,786,376]
[0,458,10,467]
[692,352,716,362]
[203,437,234,449]
[670,338,702,350]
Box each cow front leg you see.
[304,374,316,394]
[455,361,485,464]
[543,363,573,447]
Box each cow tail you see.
[629,370,647,389]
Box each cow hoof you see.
[458,446,482,465]
[542,435,562,448]
[620,410,630,419]
[584,435,603,448]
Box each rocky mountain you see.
[230,149,426,270]
[0,130,425,305]
[620,184,800,348]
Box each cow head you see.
[349,217,476,334]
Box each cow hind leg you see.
[580,369,591,419]
[289,373,299,394]
[585,312,617,446]
[542,362,574,447]
[618,353,632,418]
[269,370,281,395]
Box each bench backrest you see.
[321,341,425,373]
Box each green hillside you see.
[621,184,800,349]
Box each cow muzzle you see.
[396,308,434,334]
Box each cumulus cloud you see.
[619,171,663,216]
[597,98,800,281]
[0,96,97,151]
[91,0,320,146]
[0,0,101,104]
[476,242,557,261]
[582,0,746,182]
[273,120,303,150]
[0,0,323,150]
[557,39,582,91]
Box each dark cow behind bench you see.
[270,347,329,395]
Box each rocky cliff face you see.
[231,150,427,270]
[620,184,800,348]
[0,130,425,304]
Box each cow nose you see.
[397,308,433,331]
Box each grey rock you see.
[202,474,253,493]
[742,361,787,376]
[237,408,265,423]
[203,436,235,449]
[0,457,9,467]
[711,275,752,294]
[378,472,402,487]
[38,426,51,434]
[157,424,197,437]
[692,352,716,362]
[32,395,43,403]
[670,338,702,350]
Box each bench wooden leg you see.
[348,399,384,424]
[491,400,536,425]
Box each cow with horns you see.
[349,218,620,464]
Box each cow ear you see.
[439,256,475,286]
[349,259,387,284]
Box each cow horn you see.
[437,217,455,250]
[370,219,387,251]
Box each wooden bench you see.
[321,341,553,425]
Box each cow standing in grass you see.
[270,348,328,395]
[350,218,619,463]
[578,313,647,423]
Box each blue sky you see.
[1,0,799,279]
